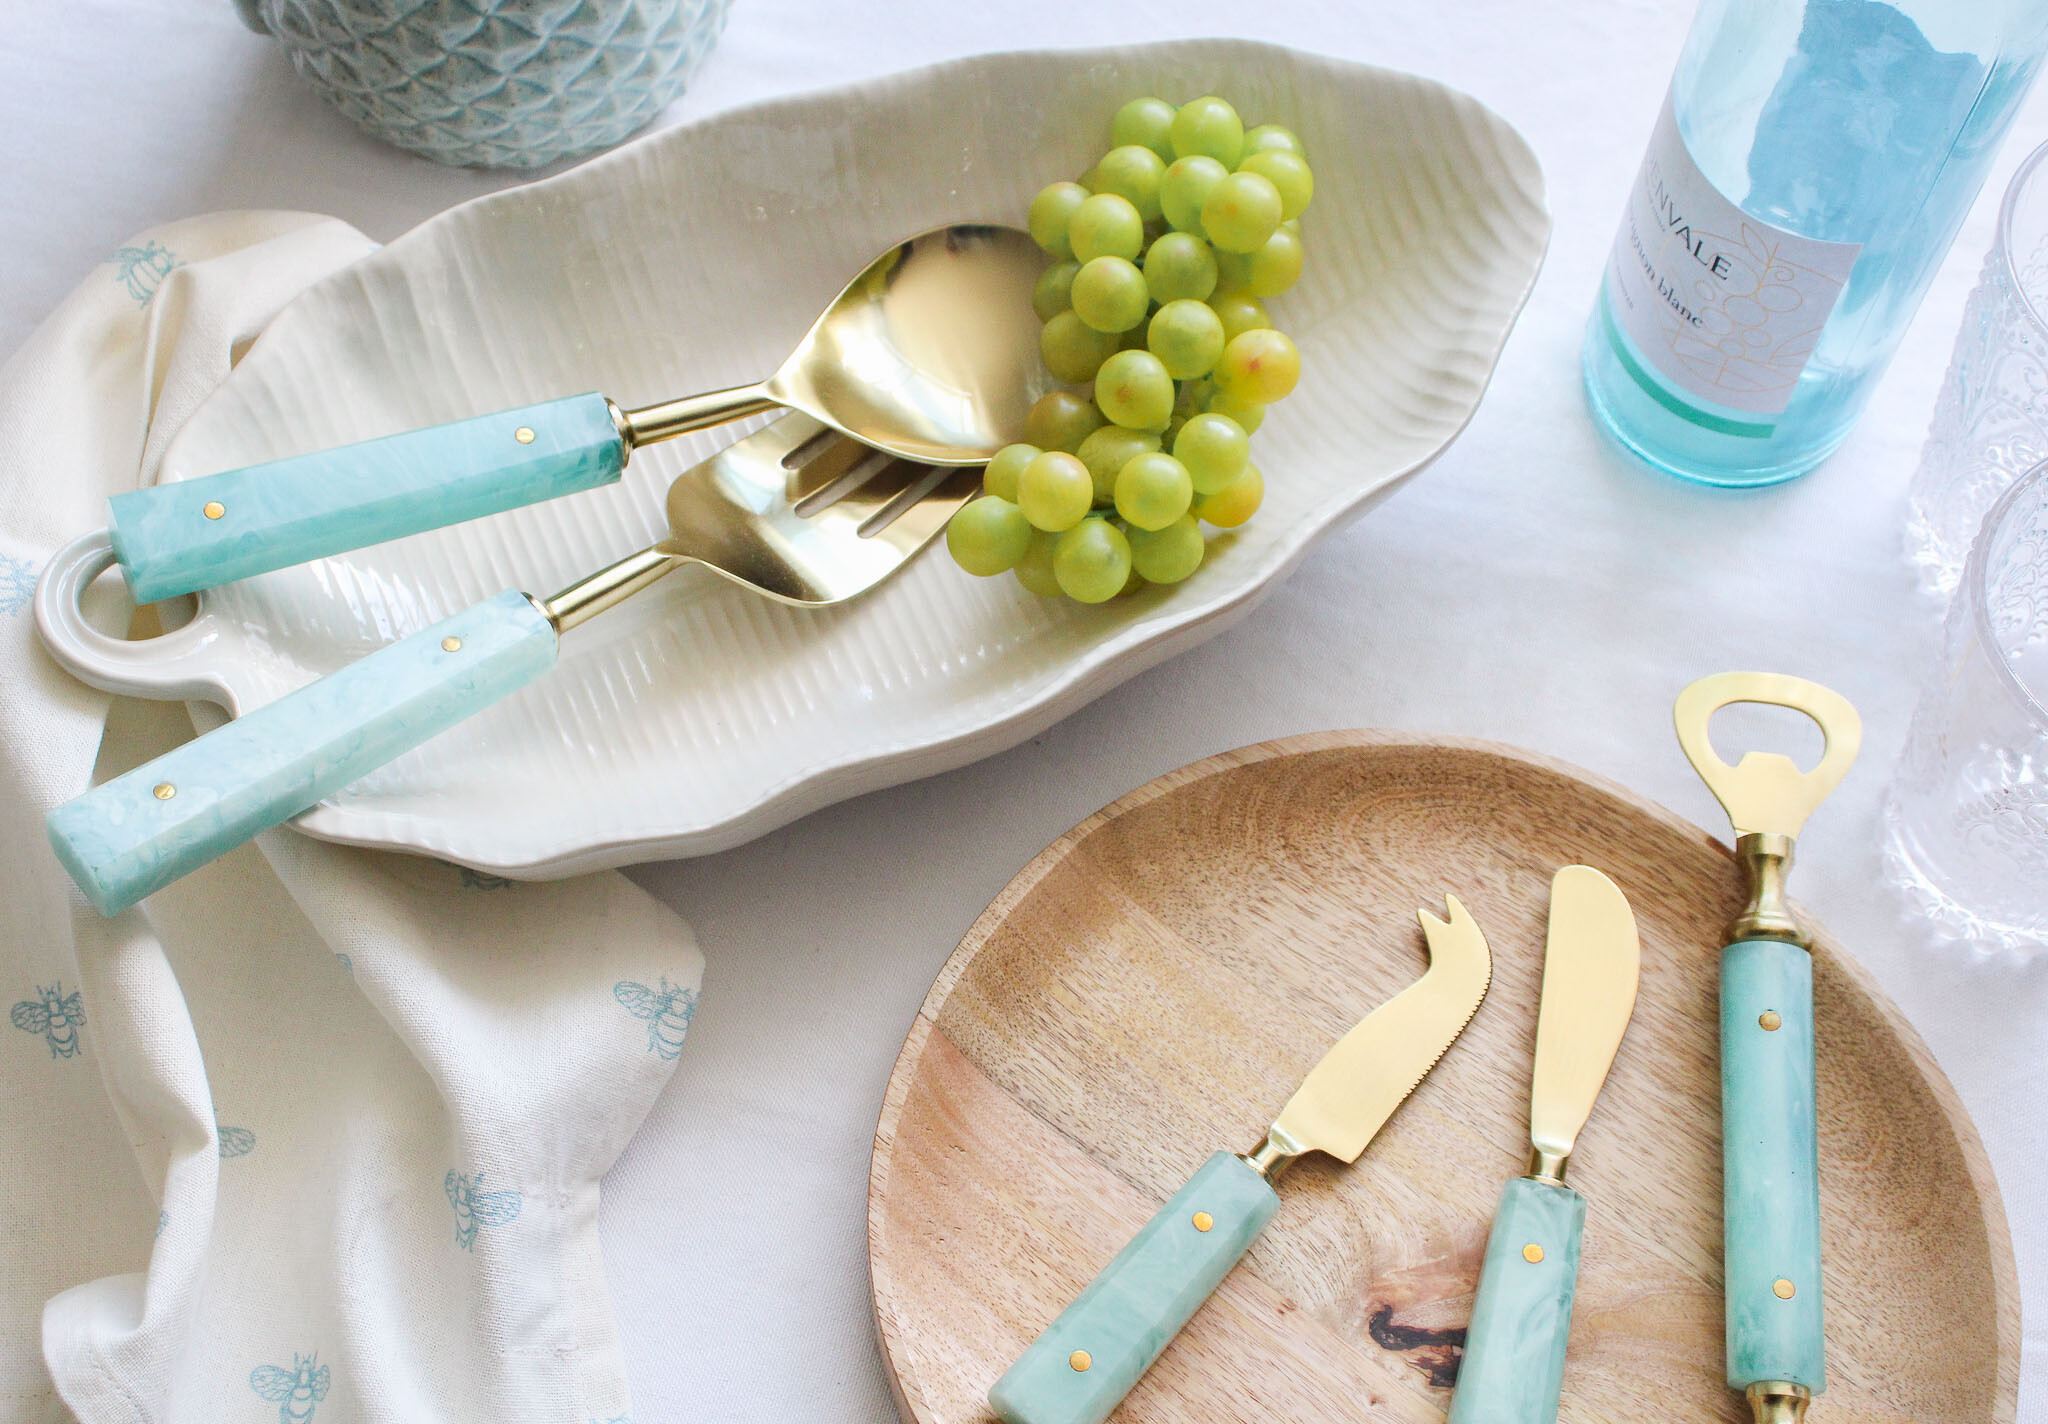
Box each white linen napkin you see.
[0,212,703,1424]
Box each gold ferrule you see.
[619,384,779,448]
[605,397,633,457]
[1526,1145,1570,1187]
[1239,1129,1305,1183]
[1746,1380,1810,1424]
[1730,832,1807,947]
[539,548,683,634]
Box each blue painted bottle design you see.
[0,553,35,615]
[250,1353,329,1424]
[445,1170,522,1249]
[111,241,181,306]
[11,982,84,1057]
[614,977,697,1060]
[219,1123,257,1158]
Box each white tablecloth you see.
[5,2,2043,1420]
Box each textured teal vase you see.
[233,0,731,169]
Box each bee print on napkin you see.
[111,241,181,306]
[445,1170,522,1250]
[0,553,34,616]
[249,1352,329,1424]
[12,983,84,1057]
[614,977,697,1061]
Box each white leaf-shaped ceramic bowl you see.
[99,39,1549,876]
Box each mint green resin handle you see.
[46,591,557,916]
[1721,938,1824,1394]
[1445,1176,1586,1424]
[989,1152,1279,1424]
[108,394,624,603]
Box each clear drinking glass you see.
[1907,140,2048,599]
[1884,459,2048,956]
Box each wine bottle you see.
[1584,0,2048,487]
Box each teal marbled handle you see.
[46,591,557,916]
[988,1152,1279,1424]
[1721,938,1824,1395]
[108,393,625,603]
[1445,1175,1587,1424]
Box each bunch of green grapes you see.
[946,93,1311,603]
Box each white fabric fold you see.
[0,212,703,1424]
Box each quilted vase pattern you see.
[238,0,730,169]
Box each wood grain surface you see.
[867,733,2019,1424]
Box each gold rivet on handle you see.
[1191,1211,1213,1232]
[514,426,536,444]
[441,636,463,652]
[152,783,175,800]
[1068,1351,1091,1373]
[1760,1011,1783,1031]
[1523,1243,1545,1263]
[1773,1278,1797,1299]
[202,501,225,520]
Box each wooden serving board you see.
[868,733,2019,1424]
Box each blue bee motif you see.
[444,1170,521,1250]
[614,977,697,1060]
[250,1353,329,1424]
[111,241,181,306]
[0,553,35,616]
[219,1123,256,1158]
[155,1210,167,1237]
[458,867,513,890]
[12,983,84,1058]
[334,952,353,976]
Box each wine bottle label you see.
[1602,93,1862,419]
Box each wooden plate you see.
[868,733,2019,1424]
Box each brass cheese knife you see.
[1444,865,1641,1424]
[988,896,1493,1424]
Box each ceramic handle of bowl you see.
[45,590,557,916]
[1721,938,1825,1396]
[1445,1176,1588,1424]
[987,1152,1279,1424]
[107,394,626,603]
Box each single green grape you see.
[1214,328,1301,404]
[1014,528,1063,596]
[1173,411,1250,494]
[1242,228,1303,298]
[1039,312,1121,385]
[1195,461,1263,527]
[1113,451,1194,530]
[1128,514,1206,583]
[1076,425,1161,503]
[1093,144,1168,224]
[1070,256,1151,333]
[1201,171,1283,253]
[1141,231,1218,304]
[1159,155,1228,234]
[1170,95,1244,168]
[1146,298,1226,381]
[1017,450,1095,531]
[983,442,1040,501]
[1238,150,1313,221]
[1021,388,1106,451]
[1032,261,1079,322]
[1203,387,1265,435]
[1052,517,1133,603]
[1068,192,1144,264]
[1112,96,1178,161]
[1094,349,1175,430]
[1242,123,1306,160]
[946,495,1034,576]
[1209,291,1270,343]
[1028,181,1089,259]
